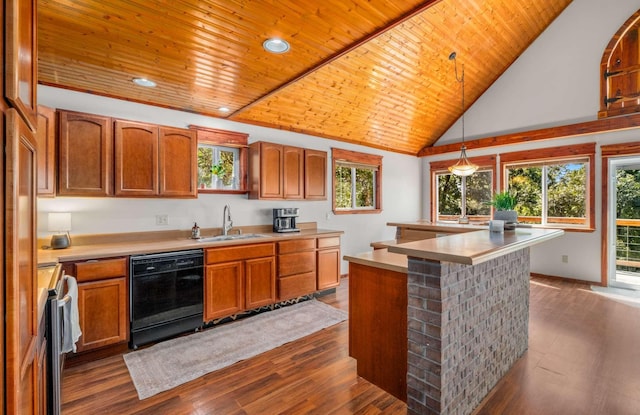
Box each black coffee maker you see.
[273,208,300,233]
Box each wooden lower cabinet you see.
[63,257,129,353]
[349,261,407,402]
[204,243,276,321]
[277,238,317,301]
[245,257,277,309]
[317,236,341,290]
[317,248,340,289]
[76,278,128,352]
[204,261,244,321]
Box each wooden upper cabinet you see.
[283,146,304,199]
[249,141,327,200]
[5,0,38,130]
[58,110,113,196]
[114,120,159,197]
[36,106,56,197]
[304,149,327,200]
[159,127,197,197]
[250,141,284,199]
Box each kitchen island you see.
[345,224,563,415]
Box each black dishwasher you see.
[130,249,204,349]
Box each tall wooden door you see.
[5,108,38,415]
[114,120,159,196]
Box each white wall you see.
[423,0,640,283]
[37,86,422,273]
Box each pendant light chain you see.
[448,51,478,177]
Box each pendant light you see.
[448,52,477,177]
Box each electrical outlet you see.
[561,255,568,263]
[156,214,169,225]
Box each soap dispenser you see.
[191,222,201,239]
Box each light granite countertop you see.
[388,227,563,265]
[38,227,343,266]
[343,248,408,273]
[346,221,564,268]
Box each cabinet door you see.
[283,146,304,199]
[245,257,276,309]
[317,248,341,290]
[159,127,197,197]
[259,142,283,198]
[36,106,56,197]
[114,120,159,196]
[204,261,244,321]
[76,277,128,352]
[5,109,38,415]
[58,111,113,196]
[305,149,327,200]
[5,0,38,130]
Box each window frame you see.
[332,148,382,215]
[430,155,496,222]
[191,126,249,194]
[500,143,596,231]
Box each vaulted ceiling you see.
[37,0,572,155]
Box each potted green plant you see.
[488,191,518,225]
[210,162,226,188]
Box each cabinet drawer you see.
[278,251,316,277]
[278,238,316,254]
[75,257,127,283]
[278,272,316,300]
[206,243,275,264]
[317,236,340,249]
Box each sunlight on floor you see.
[590,284,640,308]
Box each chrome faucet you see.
[222,204,233,235]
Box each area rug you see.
[123,299,347,400]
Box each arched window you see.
[599,10,640,118]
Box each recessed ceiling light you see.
[132,77,157,87]
[263,38,290,54]
[218,107,230,113]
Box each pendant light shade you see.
[448,52,477,176]
[448,145,477,176]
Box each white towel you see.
[61,275,82,353]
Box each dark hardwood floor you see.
[62,276,640,415]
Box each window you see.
[191,126,249,193]
[500,143,595,229]
[430,156,496,222]
[332,148,382,214]
[197,144,239,189]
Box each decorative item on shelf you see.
[488,191,518,230]
[48,212,72,249]
[448,51,478,177]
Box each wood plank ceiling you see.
[37,0,572,155]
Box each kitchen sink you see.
[196,233,267,243]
